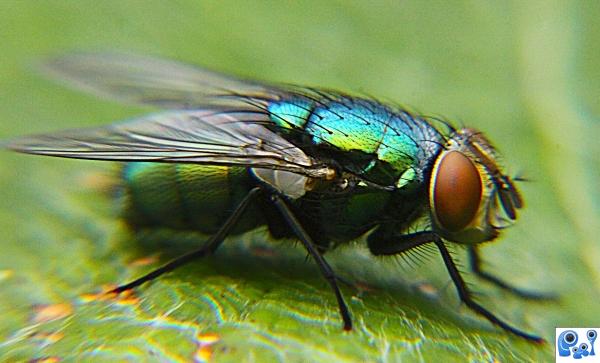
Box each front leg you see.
[368,230,436,256]
[368,230,543,343]
[435,240,543,342]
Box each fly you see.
[5,53,552,342]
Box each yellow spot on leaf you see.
[194,333,220,362]
[197,333,220,344]
[32,303,73,323]
[76,171,117,192]
[0,269,14,282]
[30,357,61,363]
[130,255,159,267]
[79,285,140,306]
[413,282,439,299]
[30,331,64,344]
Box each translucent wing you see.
[6,53,335,179]
[5,110,333,179]
[42,52,281,108]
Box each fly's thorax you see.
[267,95,444,189]
[428,128,523,244]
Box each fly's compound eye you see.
[433,151,482,232]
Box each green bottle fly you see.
[5,53,551,343]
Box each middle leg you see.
[270,193,352,331]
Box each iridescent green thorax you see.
[268,95,443,188]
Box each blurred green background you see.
[0,1,598,362]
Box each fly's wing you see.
[5,110,333,179]
[7,53,335,179]
[42,53,280,109]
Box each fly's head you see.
[428,128,523,244]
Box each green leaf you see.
[1,1,598,362]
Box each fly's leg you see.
[270,193,352,331]
[368,231,543,343]
[436,240,544,343]
[368,230,435,256]
[468,246,557,300]
[110,187,262,294]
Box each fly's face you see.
[429,128,523,244]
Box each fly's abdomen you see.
[121,163,262,233]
